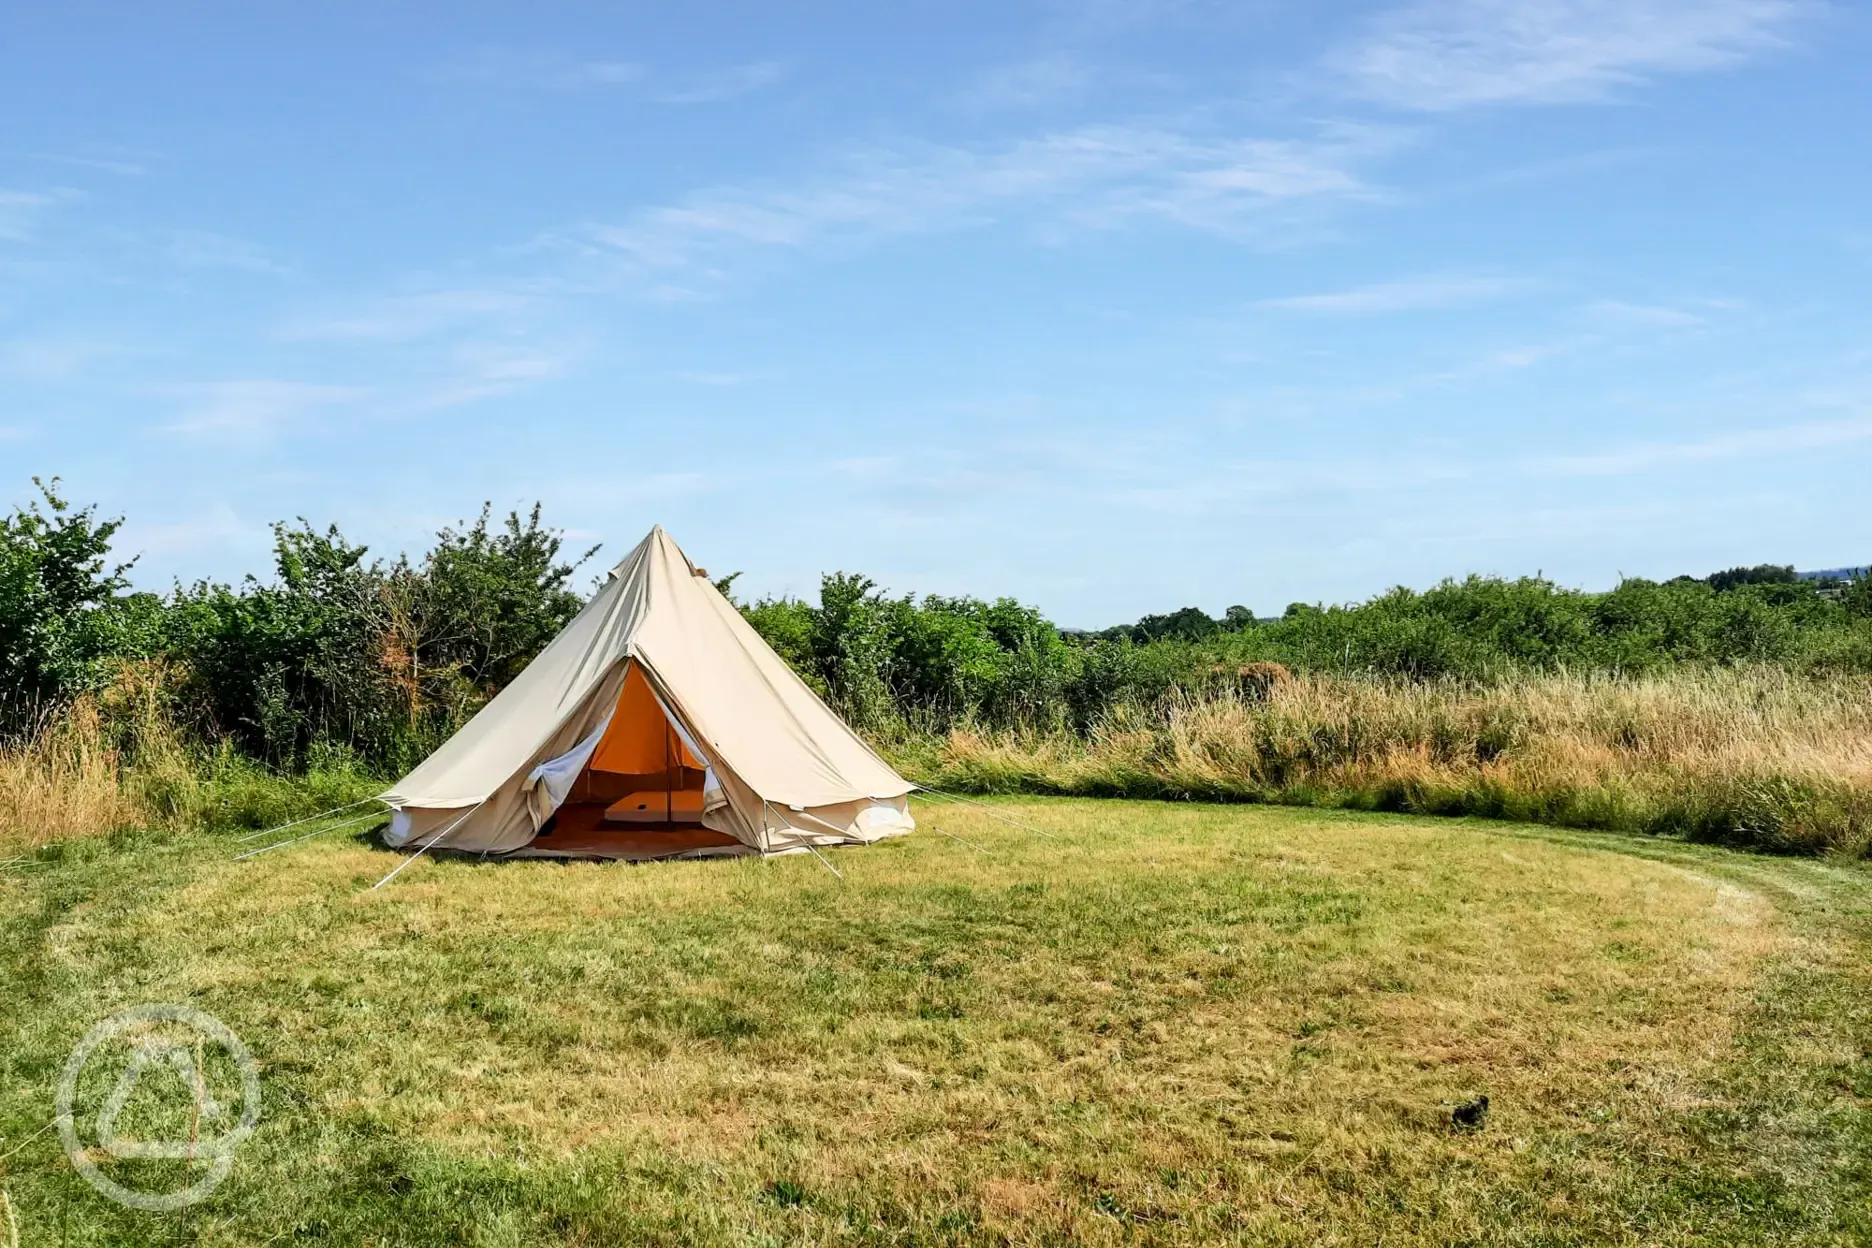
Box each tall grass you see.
[7,666,1871,859]
[0,701,146,852]
[902,666,1872,858]
[0,693,382,857]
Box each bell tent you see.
[380,526,916,860]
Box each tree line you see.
[1,480,587,768]
[6,478,1872,769]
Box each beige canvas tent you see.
[380,527,916,860]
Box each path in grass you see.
[0,800,1867,1245]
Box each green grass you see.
[1,798,1868,1244]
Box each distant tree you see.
[1132,607,1221,644]
[1842,574,1872,619]
[1224,605,1255,631]
[1706,565,1796,593]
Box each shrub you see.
[0,478,135,737]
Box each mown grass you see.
[0,799,1867,1244]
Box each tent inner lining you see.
[529,662,725,858]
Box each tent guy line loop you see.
[762,801,848,880]
[0,1115,60,1164]
[235,796,385,843]
[932,826,991,855]
[369,801,486,891]
[804,843,844,880]
[910,785,1060,840]
[232,810,388,861]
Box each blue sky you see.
[3,0,1868,626]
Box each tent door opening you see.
[532,662,737,859]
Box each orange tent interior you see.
[530,664,741,858]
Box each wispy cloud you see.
[1332,0,1811,111]
[0,189,65,241]
[167,230,296,278]
[1584,299,1708,329]
[32,150,153,176]
[576,122,1397,278]
[960,50,1182,112]
[1059,0,1212,36]
[1200,411,1872,495]
[964,54,1100,109]
[157,379,365,438]
[1470,339,1582,370]
[1527,412,1872,477]
[1257,273,1523,313]
[0,337,119,381]
[403,342,577,411]
[1001,409,1872,529]
[827,455,901,477]
[554,60,646,89]
[672,370,765,386]
[281,290,538,342]
[156,340,577,439]
[121,505,264,557]
[548,471,716,513]
[648,61,788,104]
[427,50,644,90]
[427,52,784,101]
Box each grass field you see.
[1,798,1868,1245]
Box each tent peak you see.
[607,525,700,579]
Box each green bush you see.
[8,476,1872,777]
[0,478,134,736]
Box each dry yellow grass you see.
[0,701,143,853]
[916,667,1872,856]
[9,665,1872,861]
[0,689,377,858]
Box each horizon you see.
[5,1,1870,628]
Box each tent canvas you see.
[380,526,915,860]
